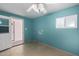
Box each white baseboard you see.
[12,40,24,47]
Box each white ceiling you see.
[0,3,78,19]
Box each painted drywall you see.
[1,5,79,55]
[24,19,32,43]
[33,5,79,55]
[0,11,32,43]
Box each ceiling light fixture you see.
[27,3,47,14]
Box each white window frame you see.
[65,14,77,28]
[56,14,77,29]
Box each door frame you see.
[10,17,24,44]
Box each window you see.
[56,17,65,28]
[56,14,77,28]
[0,18,9,33]
[65,15,77,28]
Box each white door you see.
[11,18,24,46]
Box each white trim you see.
[22,19,24,43]
[0,25,9,26]
[10,16,23,20]
[10,18,24,45]
[56,14,77,29]
[0,15,10,19]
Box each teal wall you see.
[1,5,79,55]
[33,5,79,55]
[0,11,32,43]
[24,19,32,43]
